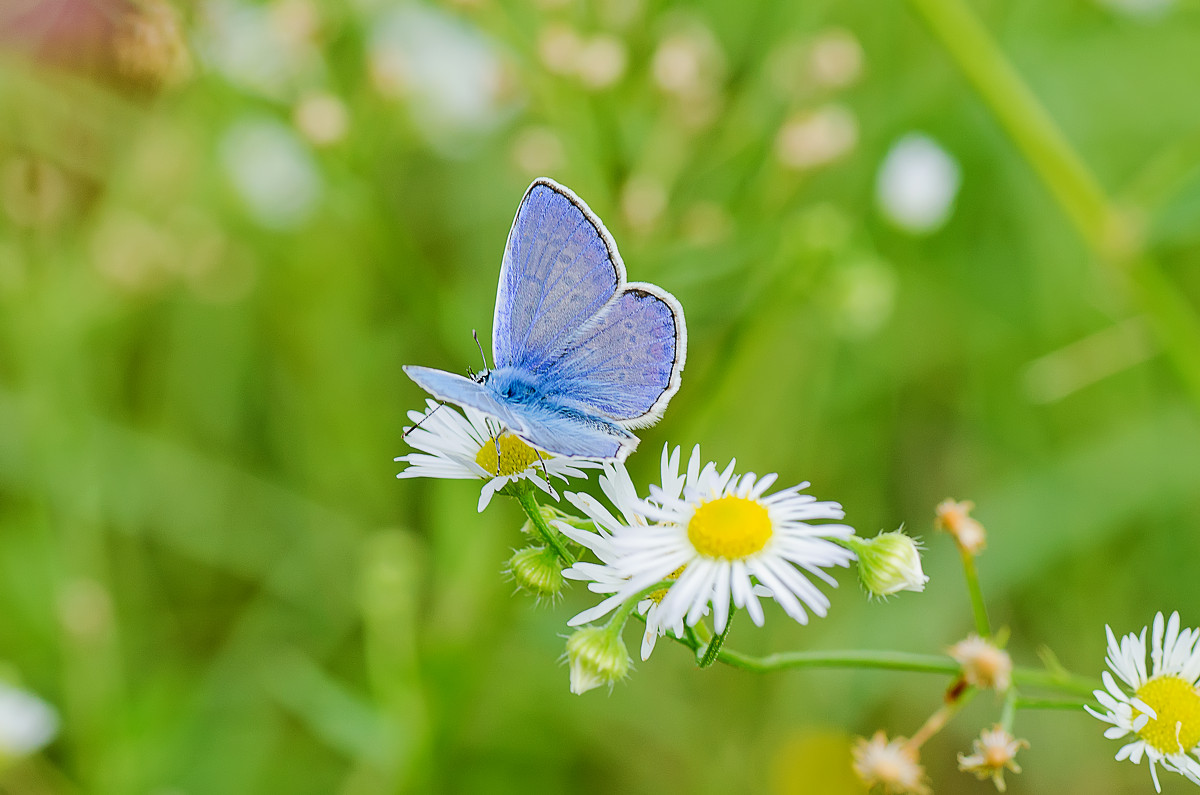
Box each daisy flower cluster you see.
[396,397,929,690]
[394,387,1200,794]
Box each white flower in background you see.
[561,445,855,640]
[875,133,962,234]
[396,399,600,512]
[0,683,58,756]
[368,5,516,155]
[293,91,349,146]
[620,174,667,235]
[1086,612,1200,792]
[775,105,859,170]
[510,126,566,176]
[219,117,321,230]
[807,28,864,90]
[576,34,627,90]
[651,24,724,99]
[198,0,322,98]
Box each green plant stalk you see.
[699,615,735,668]
[959,545,992,638]
[1015,696,1089,710]
[908,687,976,752]
[643,620,1101,696]
[903,0,1109,243]
[905,0,1200,410]
[1000,688,1018,732]
[514,489,576,566]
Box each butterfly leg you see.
[403,401,446,438]
[535,449,558,500]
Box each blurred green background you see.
[2,0,1200,791]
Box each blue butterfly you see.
[404,178,687,461]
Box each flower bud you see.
[935,498,987,555]
[847,530,929,597]
[852,731,930,795]
[507,545,564,600]
[564,626,630,695]
[949,635,1012,691]
[958,725,1028,792]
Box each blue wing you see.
[402,366,529,434]
[405,365,637,460]
[407,178,685,462]
[502,400,637,460]
[492,179,622,373]
[543,284,686,428]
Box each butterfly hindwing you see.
[501,399,636,460]
[541,283,685,427]
[492,179,622,373]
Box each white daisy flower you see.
[1086,611,1200,792]
[558,449,690,660]
[395,399,600,512]
[560,444,856,644]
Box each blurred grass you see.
[2,0,1200,792]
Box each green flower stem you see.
[1000,688,1018,732]
[698,614,734,669]
[716,648,959,675]
[514,489,576,566]
[958,545,992,639]
[1007,666,1100,697]
[643,619,1100,695]
[1014,696,1090,711]
[908,687,976,751]
[605,581,676,630]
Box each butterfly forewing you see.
[402,366,530,434]
[492,180,622,373]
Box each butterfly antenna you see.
[472,330,490,372]
[403,401,445,439]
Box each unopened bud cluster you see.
[847,530,928,598]
[507,546,565,599]
[565,626,630,695]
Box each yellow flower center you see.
[686,496,773,560]
[475,433,541,477]
[1133,675,1200,754]
[648,565,688,603]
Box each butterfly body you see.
[405,178,686,461]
